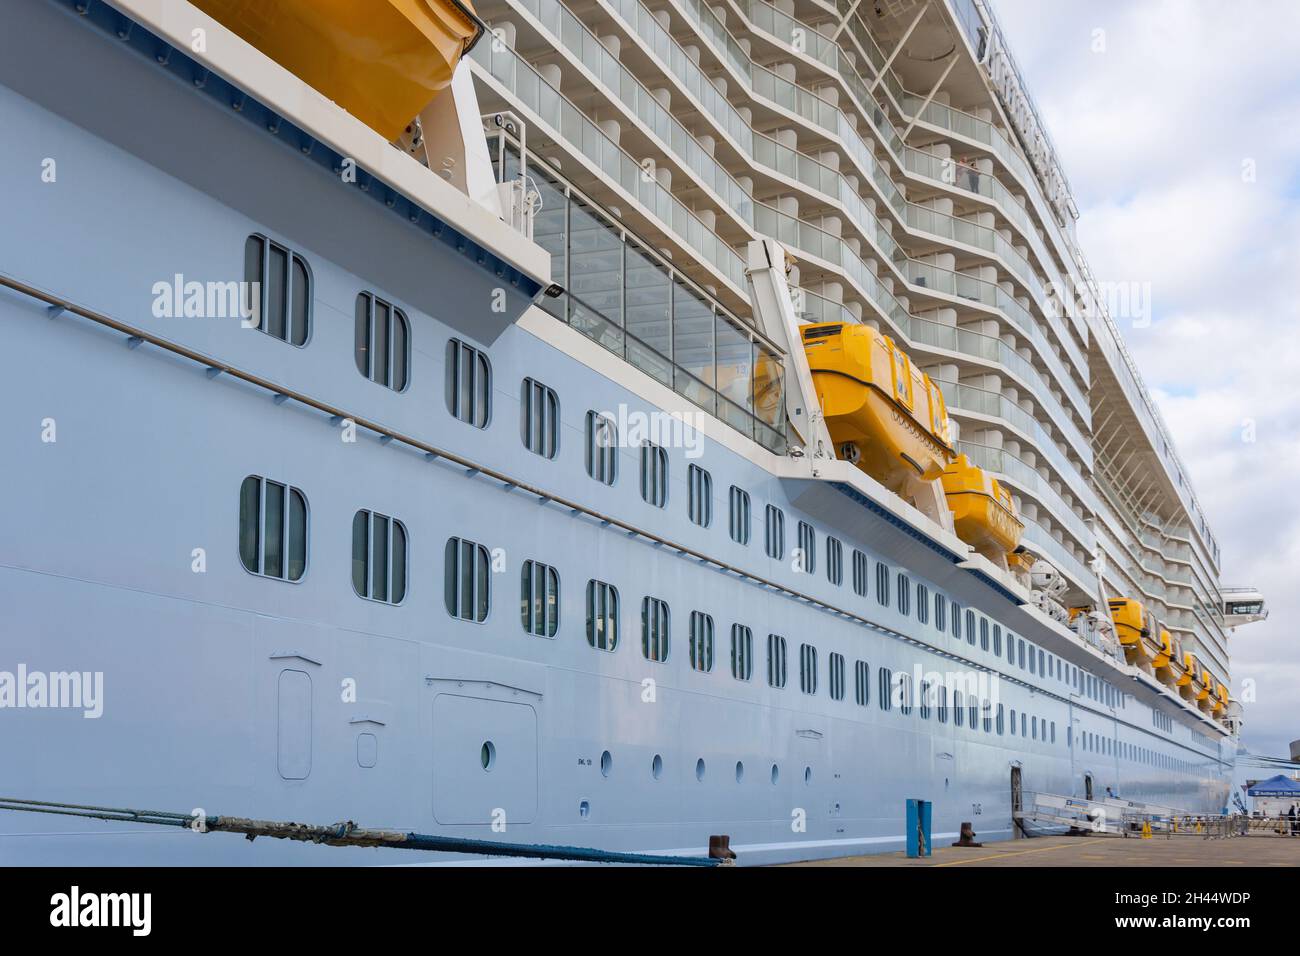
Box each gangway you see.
[1016,790,1228,837]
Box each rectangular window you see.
[1008,632,1017,664]
[826,537,843,585]
[875,563,890,607]
[729,486,751,545]
[640,442,668,508]
[852,550,868,597]
[520,378,560,459]
[980,617,989,651]
[641,597,670,662]
[829,653,845,701]
[896,573,911,616]
[951,602,962,641]
[443,535,488,620]
[993,624,1002,656]
[245,234,310,346]
[585,411,618,485]
[1029,645,1037,674]
[586,580,620,651]
[731,624,753,681]
[878,668,893,712]
[799,643,818,695]
[919,680,932,720]
[354,292,409,390]
[446,338,491,428]
[854,660,870,706]
[982,701,993,733]
[916,584,929,624]
[953,690,964,727]
[965,609,976,646]
[689,611,714,672]
[1018,640,1026,669]
[240,476,307,582]
[687,464,713,527]
[352,509,407,605]
[767,634,787,688]
[797,521,816,574]
[997,703,1005,735]
[520,559,559,637]
[938,685,949,723]
[934,593,946,632]
[764,505,785,560]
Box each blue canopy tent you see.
[1247,774,1300,797]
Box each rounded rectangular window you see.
[689,611,714,672]
[730,624,753,681]
[586,580,619,651]
[355,292,410,391]
[766,633,788,688]
[640,442,668,508]
[799,643,818,695]
[875,563,890,607]
[444,536,490,622]
[240,476,307,581]
[521,560,559,637]
[765,505,785,560]
[642,597,670,662]
[446,338,491,428]
[896,573,910,616]
[521,378,559,459]
[351,509,406,603]
[729,487,751,545]
[245,235,310,347]
[688,465,713,528]
[585,411,618,485]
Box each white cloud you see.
[995,0,1300,756]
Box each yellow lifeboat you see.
[802,323,953,492]
[190,0,482,139]
[1154,631,1184,688]
[1211,682,1228,716]
[1196,667,1214,710]
[1108,598,1153,667]
[1177,651,1198,701]
[939,455,1024,558]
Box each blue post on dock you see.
[905,799,932,858]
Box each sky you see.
[991,0,1300,758]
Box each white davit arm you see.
[744,239,835,461]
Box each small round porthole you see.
[480,741,496,771]
[695,758,706,782]
[651,754,664,779]
[735,761,745,783]
[600,750,612,777]
[804,766,813,786]
[771,763,780,785]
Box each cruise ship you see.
[0,0,1268,865]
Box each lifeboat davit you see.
[939,455,1024,558]
[802,323,953,491]
[1154,630,1184,688]
[190,0,482,139]
[1177,652,1200,701]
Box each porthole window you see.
[480,741,496,771]
[695,758,706,782]
[651,754,663,779]
[600,750,612,777]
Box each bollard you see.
[708,834,736,862]
[952,821,983,847]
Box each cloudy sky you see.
[990,0,1300,757]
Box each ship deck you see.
[784,833,1300,867]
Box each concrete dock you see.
[787,833,1300,867]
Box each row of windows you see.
[239,474,1117,721]
[239,480,1201,760]
[1077,729,1203,775]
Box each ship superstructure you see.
[0,0,1266,864]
